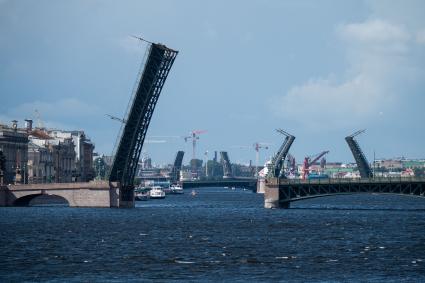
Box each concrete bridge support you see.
[264,177,425,209]
[0,182,128,208]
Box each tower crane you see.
[253,142,269,177]
[34,109,45,129]
[302,150,329,180]
[106,114,127,124]
[183,130,207,160]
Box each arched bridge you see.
[0,182,120,207]
[264,177,425,209]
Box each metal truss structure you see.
[109,43,178,203]
[267,177,425,208]
[170,151,184,183]
[267,129,295,178]
[220,151,233,179]
[345,130,373,178]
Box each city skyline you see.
[1,0,424,165]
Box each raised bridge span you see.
[264,177,425,208]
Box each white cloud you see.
[339,19,410,43]
[272,19,419,130]
[416,29,425,45]
[3,98,101,129]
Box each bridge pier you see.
[264,177,425,209]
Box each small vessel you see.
[134,187,150,201]
[149,186,166,199]
[191,190,197,197]
[170,184,184,194]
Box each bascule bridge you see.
[108,42,178,208]
[264,130,425,209]
[0,41,178,208]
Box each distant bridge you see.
[264,177,425,208]
[0,182,120,207]
[182,178,257,191]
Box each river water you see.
[1,187,425,282]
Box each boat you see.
[170,184,184,194]
[191,190,197,197]
[134,187,150,201]
[149,186,166,199]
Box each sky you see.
[1,0,424,166]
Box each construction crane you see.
[34,109,44,129]
[106,114,127,124]
[183,130,207,160]
[253,142,269,177]
[302,150,329,180]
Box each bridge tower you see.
[220,151,233,179]
[109,42,178,207]
[170,151,184,183]
[345,129,373,178]
[267,129,295,179]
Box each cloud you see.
[416,29,425,45]
[339,19,410,44]
[272,18,420,130]
[2,98,101,129]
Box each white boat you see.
[134,187,150,201]
[170,184,184,194]
[149,186,166,199]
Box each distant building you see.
[375,159,403,170]
[27,141,54,183]
[47,129,95,182]
[0,121,29,184]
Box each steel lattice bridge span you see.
[182,178,257,191]
[0,41,178,208]
[264,177,425,209]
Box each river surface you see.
[1,187,425,282]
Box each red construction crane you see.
[302,150,329,180]
[183,130,207,160]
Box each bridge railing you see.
[272,176,425,186]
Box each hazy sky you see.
[1,0,424,166]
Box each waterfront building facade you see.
[0,121,29,185]
[47,130,95,182]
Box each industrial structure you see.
[108,42,178,207]
[184,130,207,160]
[301,150,329,180]
[254,142,269,177]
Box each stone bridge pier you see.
[0,181,129,208]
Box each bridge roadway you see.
[0,181,121,207]
[264,177,425,208]
[182,178,257,191]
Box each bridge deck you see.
[265,177,425,209]
[182,179,257,190]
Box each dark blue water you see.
[1,188,425,282]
